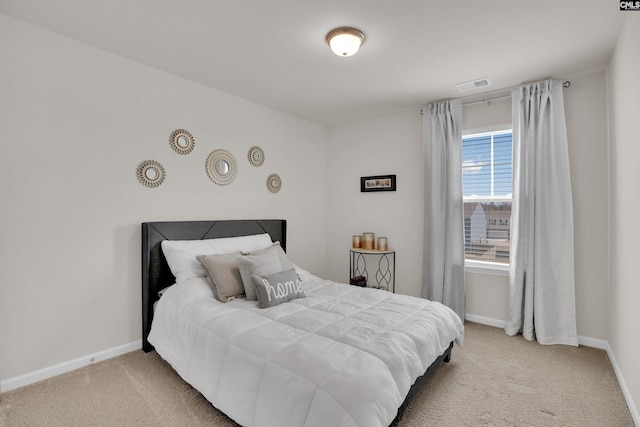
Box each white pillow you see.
[161,233,273,282]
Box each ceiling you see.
[0,0,624,126]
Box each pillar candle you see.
[377,237,388,251]
[362,232,375,250]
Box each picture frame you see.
[360,174,396,192]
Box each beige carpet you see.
[0,322,634,427]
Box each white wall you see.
[325,110,424,297]
[0,14,328,381]
[326,69,611,342]
[563,69,610,342]
[607,13,640,422]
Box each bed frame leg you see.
[443,343,453,363]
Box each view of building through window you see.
[462,130,512,264]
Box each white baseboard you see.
[1,340,141,393]
[464,313,608,349]
[606,343,640,427]
[577,335,608,350]
[464,313,506,329]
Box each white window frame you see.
[462,124,512,276]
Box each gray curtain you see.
[422,99,465,320]
[506,80,578,346]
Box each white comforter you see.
[148,267,464,427]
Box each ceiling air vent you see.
[456,77,492,92]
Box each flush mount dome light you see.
[326,27,365,57]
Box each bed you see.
[142,219,463,427]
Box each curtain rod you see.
[420,80,571,113]
[462,80,571,107]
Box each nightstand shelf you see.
[349,248,396,292]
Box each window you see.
[462,129,512,266]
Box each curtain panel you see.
[422,99,465,320]
[506,80,578,346]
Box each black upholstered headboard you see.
[141,219,287,352]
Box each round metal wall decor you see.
[266,173,282,193]
[247,146,265,167]
[136,160,166,188]
[205,149,238,186]
[169,129,195,155]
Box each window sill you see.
[465,260,509,276]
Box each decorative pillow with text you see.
[251,268,305,309]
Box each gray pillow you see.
[196,251,244,302]
[237,243,294,301]
[251,268,305,308]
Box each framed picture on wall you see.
[360,175,396,192]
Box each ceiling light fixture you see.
[326,27,365,57]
